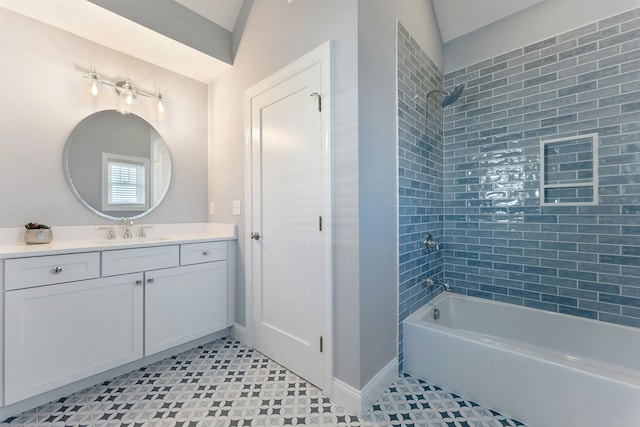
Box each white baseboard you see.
[331,357,398,418]
[360,357,397,415]
[230,323,248,345]
[332,377,362,417]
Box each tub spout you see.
[426,277,451,292]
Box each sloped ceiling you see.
[432,0,546,42]
[175,0,548,44]
[174,0,245,32]
[0,0,233,83]
[1,0,550,82]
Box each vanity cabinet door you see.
[4,274,143,404]
[144,262,227,356]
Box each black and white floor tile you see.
[1,338,525,427]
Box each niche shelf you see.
[540,133,598,206]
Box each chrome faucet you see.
[425,277,451,292]
[122,220,134,239]
[440,280,451,292]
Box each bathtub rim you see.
[403,291,640,388]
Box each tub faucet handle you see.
[423,234,439,253]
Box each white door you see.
[247,45,331,389]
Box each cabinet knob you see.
[203,250,209,256]
[53,266,63,274]
[147,277,154,283]
[135,279,143,285]
[251,232,261,240]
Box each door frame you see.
[243,41,333,395]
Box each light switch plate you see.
[209,202,215,216]
[232,200,241,215]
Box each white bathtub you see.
[403,292,640,427]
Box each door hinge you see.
[319,216,323,231]
[320,336,323,353]
[310,92,322,112]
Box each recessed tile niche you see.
[541,133,598,206]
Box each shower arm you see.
[426,89,448,100]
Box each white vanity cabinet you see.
[101,242,228,357]
[4,272,144,404]
[1,238,233,408]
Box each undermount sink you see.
[94,237,173,245]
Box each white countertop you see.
[0,223,236,259]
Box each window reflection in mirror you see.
[102,153,149,211]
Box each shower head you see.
[441,83,464,108]
[426,83,465,108]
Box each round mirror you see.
[63,110,172,220]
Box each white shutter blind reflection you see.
[107,161,145,205]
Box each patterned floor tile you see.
[0,338,524,426]
[363,375,525,427]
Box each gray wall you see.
[357,0,442,385]
[0,9,209,227]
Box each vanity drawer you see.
[180,241,226,265]
[5,252,100,291]
[102,245,180,276]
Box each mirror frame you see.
[63,110,172,221]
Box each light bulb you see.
[125,90,135,105]
[155,90,165,114]
[84,67,103,97]
[116,81,137,114]
[90,80,100,96]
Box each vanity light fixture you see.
[82,67,166,115]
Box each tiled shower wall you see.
[397,22,444,366]
[442,8,640,327]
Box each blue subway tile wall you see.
[397,22,445,368]
[442,8,640,328]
